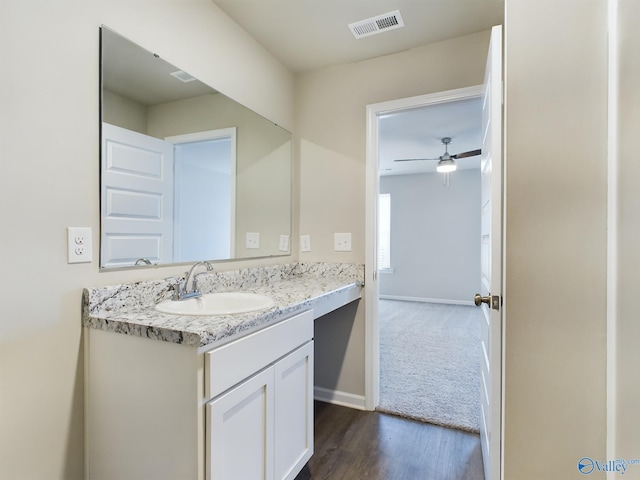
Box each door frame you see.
[364,85,484,410]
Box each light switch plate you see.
[67,227,93,264]
[334,233,352,251]
[300,234,311,252]
[246,232,260,249]
[279,234,290,252]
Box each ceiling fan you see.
[393,137,481,173]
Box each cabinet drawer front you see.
[205,310,313,399]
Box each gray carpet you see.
[377,300,482,433]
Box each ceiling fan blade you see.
[452,149,481,159]
[393,157,439,162]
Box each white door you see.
[207,367,275,480]
[101,123,174,267]
[476,25,503,480]
[274,342,314,480]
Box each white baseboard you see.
[379,294,475,307]
[314,386,367,410]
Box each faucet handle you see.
[164,277,183,300]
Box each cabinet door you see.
[274,341,314,480]
[207,368,274,480]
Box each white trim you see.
[500,27,508,480]
[367,85,485,116]
[379,295,475,306]
[313,386,366,410]
[83,327,91,480]
[606,0,619,471]
[365,85,484,412]
[365,101,380,411]
[166,128,237,259]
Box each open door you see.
[101,123,174,268]
[475,24,503,480]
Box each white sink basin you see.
[155,292,275,316]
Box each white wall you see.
[0,2,294,479]
[297,31,490,398]
[615,0,640,461]
[379,170,481,303]
[504,1,608,477]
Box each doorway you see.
[364,85,484,413]
[166,128,237,262]
[366,28,503,480]
[376,92,483,432]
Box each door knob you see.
[474,293,500,310]
[474,294,491,306]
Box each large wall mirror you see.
[100,26,292,269]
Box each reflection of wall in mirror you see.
[146,93,292,258]
[103,90,148,134]
[103,90,292,260]
[235,140,292,258]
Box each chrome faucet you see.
[178,261,214,300]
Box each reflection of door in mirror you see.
[101,124,235,268]
[168,128,237,263]
[101,123,174,268]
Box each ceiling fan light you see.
[436,158,456,173]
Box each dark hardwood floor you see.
[295,401,485,480]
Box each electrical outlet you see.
[279,234,290,252]
[334,233,352,251]
[67,227,92,264]
[300,234,311,252]
[246,232,260,249]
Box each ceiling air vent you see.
[348,10,405,39]
[170,70,196,83]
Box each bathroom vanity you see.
[91,28,362,480]
[83,263,362,480]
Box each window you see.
[378,193,391,271]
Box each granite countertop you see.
[83,263,363,349]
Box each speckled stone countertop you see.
[83,262,364,349]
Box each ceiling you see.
[102,27,216,106]
[211,0,504,74]
[378,97,483,176]
[212,0,502,177]
[104,3,503,177]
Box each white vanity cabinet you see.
[206,311,314,480]
[85,309,314,480]
[207,341,313,480]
